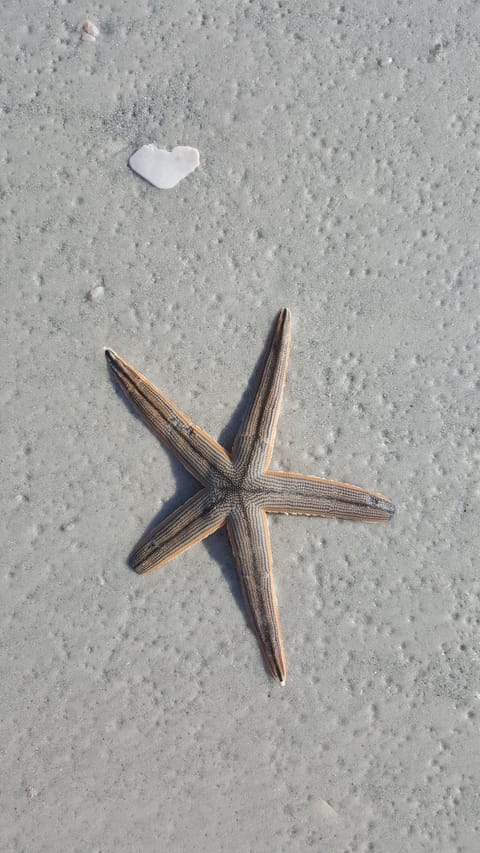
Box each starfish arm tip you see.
[381,497,395,519]
[104,347,118,364]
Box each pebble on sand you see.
[81,21,100,42]
[86,285,104,301]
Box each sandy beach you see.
[2,2,479,851]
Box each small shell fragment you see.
[86,285,105,301]
[81,21,100,42]
[129,144,200,189]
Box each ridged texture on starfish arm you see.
[105,349,231,484]
[130,490,227,575]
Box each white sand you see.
[2,3,479,851]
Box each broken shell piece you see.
[86,285,104,301]
[129,145,200,189]
[81,20,100,42]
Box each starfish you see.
[105,309,394,684]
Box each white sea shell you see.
[87,285,104,301]
[81,21,100,42]
[128,144,200,189]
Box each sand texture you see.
[1,2,479,851]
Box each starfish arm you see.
[105,349,232,485]
[226,506,286,684]
[232,308,291,473]
[130,489,227,574]
[263,472,395,522]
